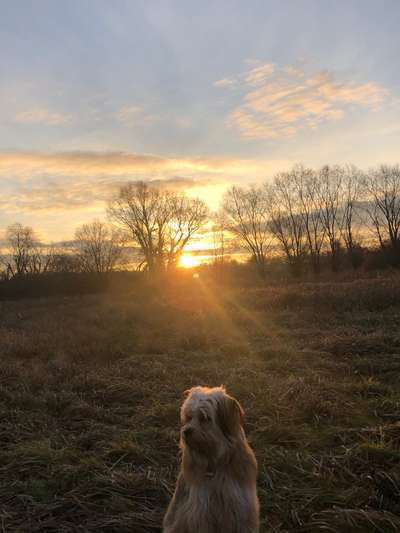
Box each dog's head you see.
[180,386,244,459]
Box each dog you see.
[163,386,259,533]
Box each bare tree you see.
[341,165,364,268]
[1,223,54,278]
[48,250,81,273]
[164,195,209,268]
[221,185,270,279]
[316,165,346,271]
[266,173,309,276]
[108,181,208,272]
[291,165,326,274]
[74,220,126,274]
[363,165,400,256]
[3,223,36,277]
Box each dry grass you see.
[1,273,400,532]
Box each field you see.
[1,272,400,532]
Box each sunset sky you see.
[1,0,400,242]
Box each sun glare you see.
[179,254,200,269]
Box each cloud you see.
[216,63,389,139]
[0,176,211,214]
[12,102,189,132]
[214,78,236,88]
[214,62,275,88]
[14,108,72,125]
[0,151,288,178]
[244,63,275,86]
[0,150,291,214]
[0,151,166,178]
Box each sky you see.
[1,0,400,242]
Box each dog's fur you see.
[163,386,259,533]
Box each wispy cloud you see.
[214,62,275,88]
[12,104,165,129]
[244,63,275,86]
[215,63,389,139]
[214,78,236,88]
[0,151,288,178]
[0,150,291,214]
[14,108,72,126]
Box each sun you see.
[179,254,200,269]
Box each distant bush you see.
[0,271,142,300]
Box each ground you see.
[1,272,400,532]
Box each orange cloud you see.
[0,151,289,178]
[244,63,275,86]
[0,151,291,213]
[216,64,389,139]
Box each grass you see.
[1,272,400,531]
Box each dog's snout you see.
[183,427,193,438]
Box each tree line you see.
[0,182,209,279]
[1,164,400,281]
[222,164,400,278]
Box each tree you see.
[74,220,126,273]
[4,223,36,277]
[363,165,400,257]
[291,165,326,275]
[316,165,346,271]
[49,251,81,273]
[163,194,209,269]
[221,185,271,279]
[1,223,54,278]
[266,173,309,277]
[341,165,363,268]
[108,181,208,272]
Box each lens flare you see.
[179,254,200,268]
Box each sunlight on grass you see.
[1,277,400,532]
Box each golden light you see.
[179,254,200,269]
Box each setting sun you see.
[179,254,200,269]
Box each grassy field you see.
[1,272,400,532]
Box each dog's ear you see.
[217,393,244,437]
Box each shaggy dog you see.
[163,386,259,533]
